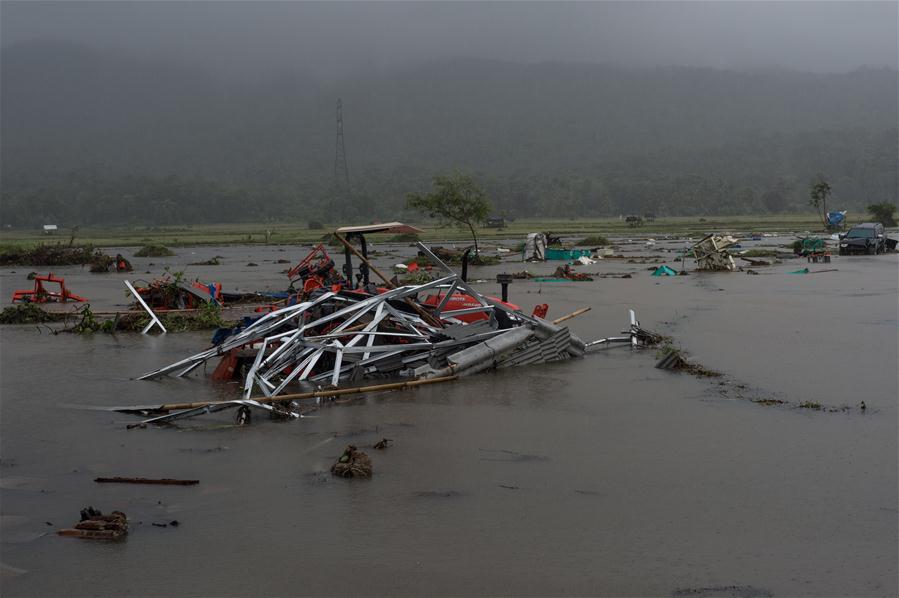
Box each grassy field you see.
[0,214,830,249]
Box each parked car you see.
[839,223,887,255]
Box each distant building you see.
[43,224,58,234]
[486,216,505,229]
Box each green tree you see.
[406,173,491,254]
[808,177,831,228]
[866,202,897,227]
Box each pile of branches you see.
[0,244,113,268]
[0,303,65,325]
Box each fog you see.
[1,2,896,225]
[3,1,897,80]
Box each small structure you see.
[523,233,547,261]
[691,234,737,271]
[42,224,58,234]
[486,216,505,229]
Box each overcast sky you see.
[2,1,897,78]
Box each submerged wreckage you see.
[119,235,660,427]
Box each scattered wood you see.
[552,306,591,324]
[94,477,199,486]
[57,508,127,540]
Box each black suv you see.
[839,223,887,255]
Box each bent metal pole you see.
[135,375,459,413]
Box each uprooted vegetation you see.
[0,244,113,268]
[575,235,610,247]
[189,256,223,266]
[739,248,780,258]
[405,247,500,267]
[63,303,232,334]
[133,244,175,257]
[655,342,721,377]
[0,303,66,325]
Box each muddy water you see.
[1,240,896,597]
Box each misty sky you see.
[2,1,897,80]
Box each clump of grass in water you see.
[67,304,115,334]
[189,256,222,266]
[656,342,721,377]
[740,249,779,258]
[753,398,786,406]
[575,235,610,247]
[134,244,175,257]
[68,301,231,334]
[0,304,58,324]
[123,301,230,333]
[799,401,823,410]
[0,244,110,267]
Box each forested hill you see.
[1,41,896,226]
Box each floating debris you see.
[94,477,199,486]
[134,244,175,257]
[691,234,738,271]
[655,346,720,377]
[372,438,393,450]
[330,445,372,478]
[57,508,127,540]
[112,241,656,426]
[0,304,61,325]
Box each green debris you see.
[0,244,111,267]
[0,304,59,324]
[134,244,175,257]
[575,235,610,247]
[66,305,114,334]
[753,398,786,406]
[739,249,779,258]
[799,401,823,410]
[63,301,231,334]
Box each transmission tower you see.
[334,98,349,187]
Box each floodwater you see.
[1,238,896,597]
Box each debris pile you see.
[550,265,593,281]
[655,346,720,377]
[57,508,128,540]
[691,234,738,271]
[139,244,588,399]
[112,235,657,427]
[0,244,112,267]
[0,303,63,324]
[331,445,373,478]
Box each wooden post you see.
[552,306,591,325]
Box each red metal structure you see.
[11,273,87,303]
